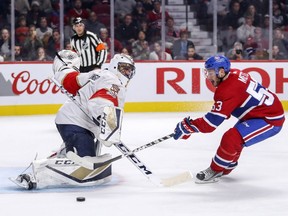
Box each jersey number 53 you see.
[246,80,274,106]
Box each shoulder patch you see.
[109,84,120,97]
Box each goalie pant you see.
[30,157,112,189]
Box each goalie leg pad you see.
[56,124,96,157]
[32,158,112,189]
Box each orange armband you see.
[96,43,106,52]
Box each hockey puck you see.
[76,197,86,202]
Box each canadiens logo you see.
[109,84,120,97]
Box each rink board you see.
[0,61,287,115]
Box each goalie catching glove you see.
[173,117,198,140]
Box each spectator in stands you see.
[38,0,53,14]
[132,30,150,60]
[65,41,72,50]
[223,0,243,30]
[243,36,258,59]
[121,47,130,55]
[132,2,147,25]
[46,29,61,58]
[49,1,61,29]
[253,27,269,50]
[262,14,270,38]
[22,24,43,60]
[236,15,256,44]
[272,44,287,60]
[133,40,150,60]
[147,0,172,42]
[26,1,47,27]
[36,17,53,41]
[165,17,179,50]
[172,30,194,60]
[218,25,237,53]
[14,45,25,61]
[273,28,288,57]
[272,0,288,30]
[253,48,269,60]
[85,11,106,36]
[186,46,203,60]
[149,41,172,60]
[207,0,230,27]
[67,0,90,20]
[0,28,11,61]
[226,41,245,60]
[34,47,53,61]
[115,0,136,21]
[243,4,262,27]
[15,0,31,16]
[116,14,139,50]
[64,16,75,42]
[138,19,153,43]
[15,15,29,45]
[92,0,110,15]
[246,0,269,16]
[142,0,154,12]
[196,0,213,31]
[100,27,123,54]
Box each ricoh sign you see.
[126,61,288,102]
[0,61,287,114]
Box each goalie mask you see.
[108,54,135,87]
[52,50,81,74]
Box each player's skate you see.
[9,173,37,190]
[195,167,223,184]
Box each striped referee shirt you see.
[70,30,107,72]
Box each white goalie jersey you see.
[55,69,126,138]
[53,50,129,141]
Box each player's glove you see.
[173,117,197,140]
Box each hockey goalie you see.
[10,50,136,190]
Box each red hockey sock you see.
[210,128,244,173]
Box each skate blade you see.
[194,177,221,184]
[8,177,29,189]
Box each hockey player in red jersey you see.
[173,55,285,183]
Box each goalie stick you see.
[50,77,192,186]
[82,133,175,169]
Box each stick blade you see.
[161,171,193,187]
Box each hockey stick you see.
[50,77,192,186]
[67,133,175,170]
[87,133,175,169]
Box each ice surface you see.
[0,112,287,216]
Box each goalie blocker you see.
[99,106,123,147]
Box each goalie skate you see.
[9,174,37,190]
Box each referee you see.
[70,17,107,73]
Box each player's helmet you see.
[53,50,81,73]
[108,54,136,86]
[204,55,231,75]
[73,17,84,25]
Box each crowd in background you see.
[0,0,288,62]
